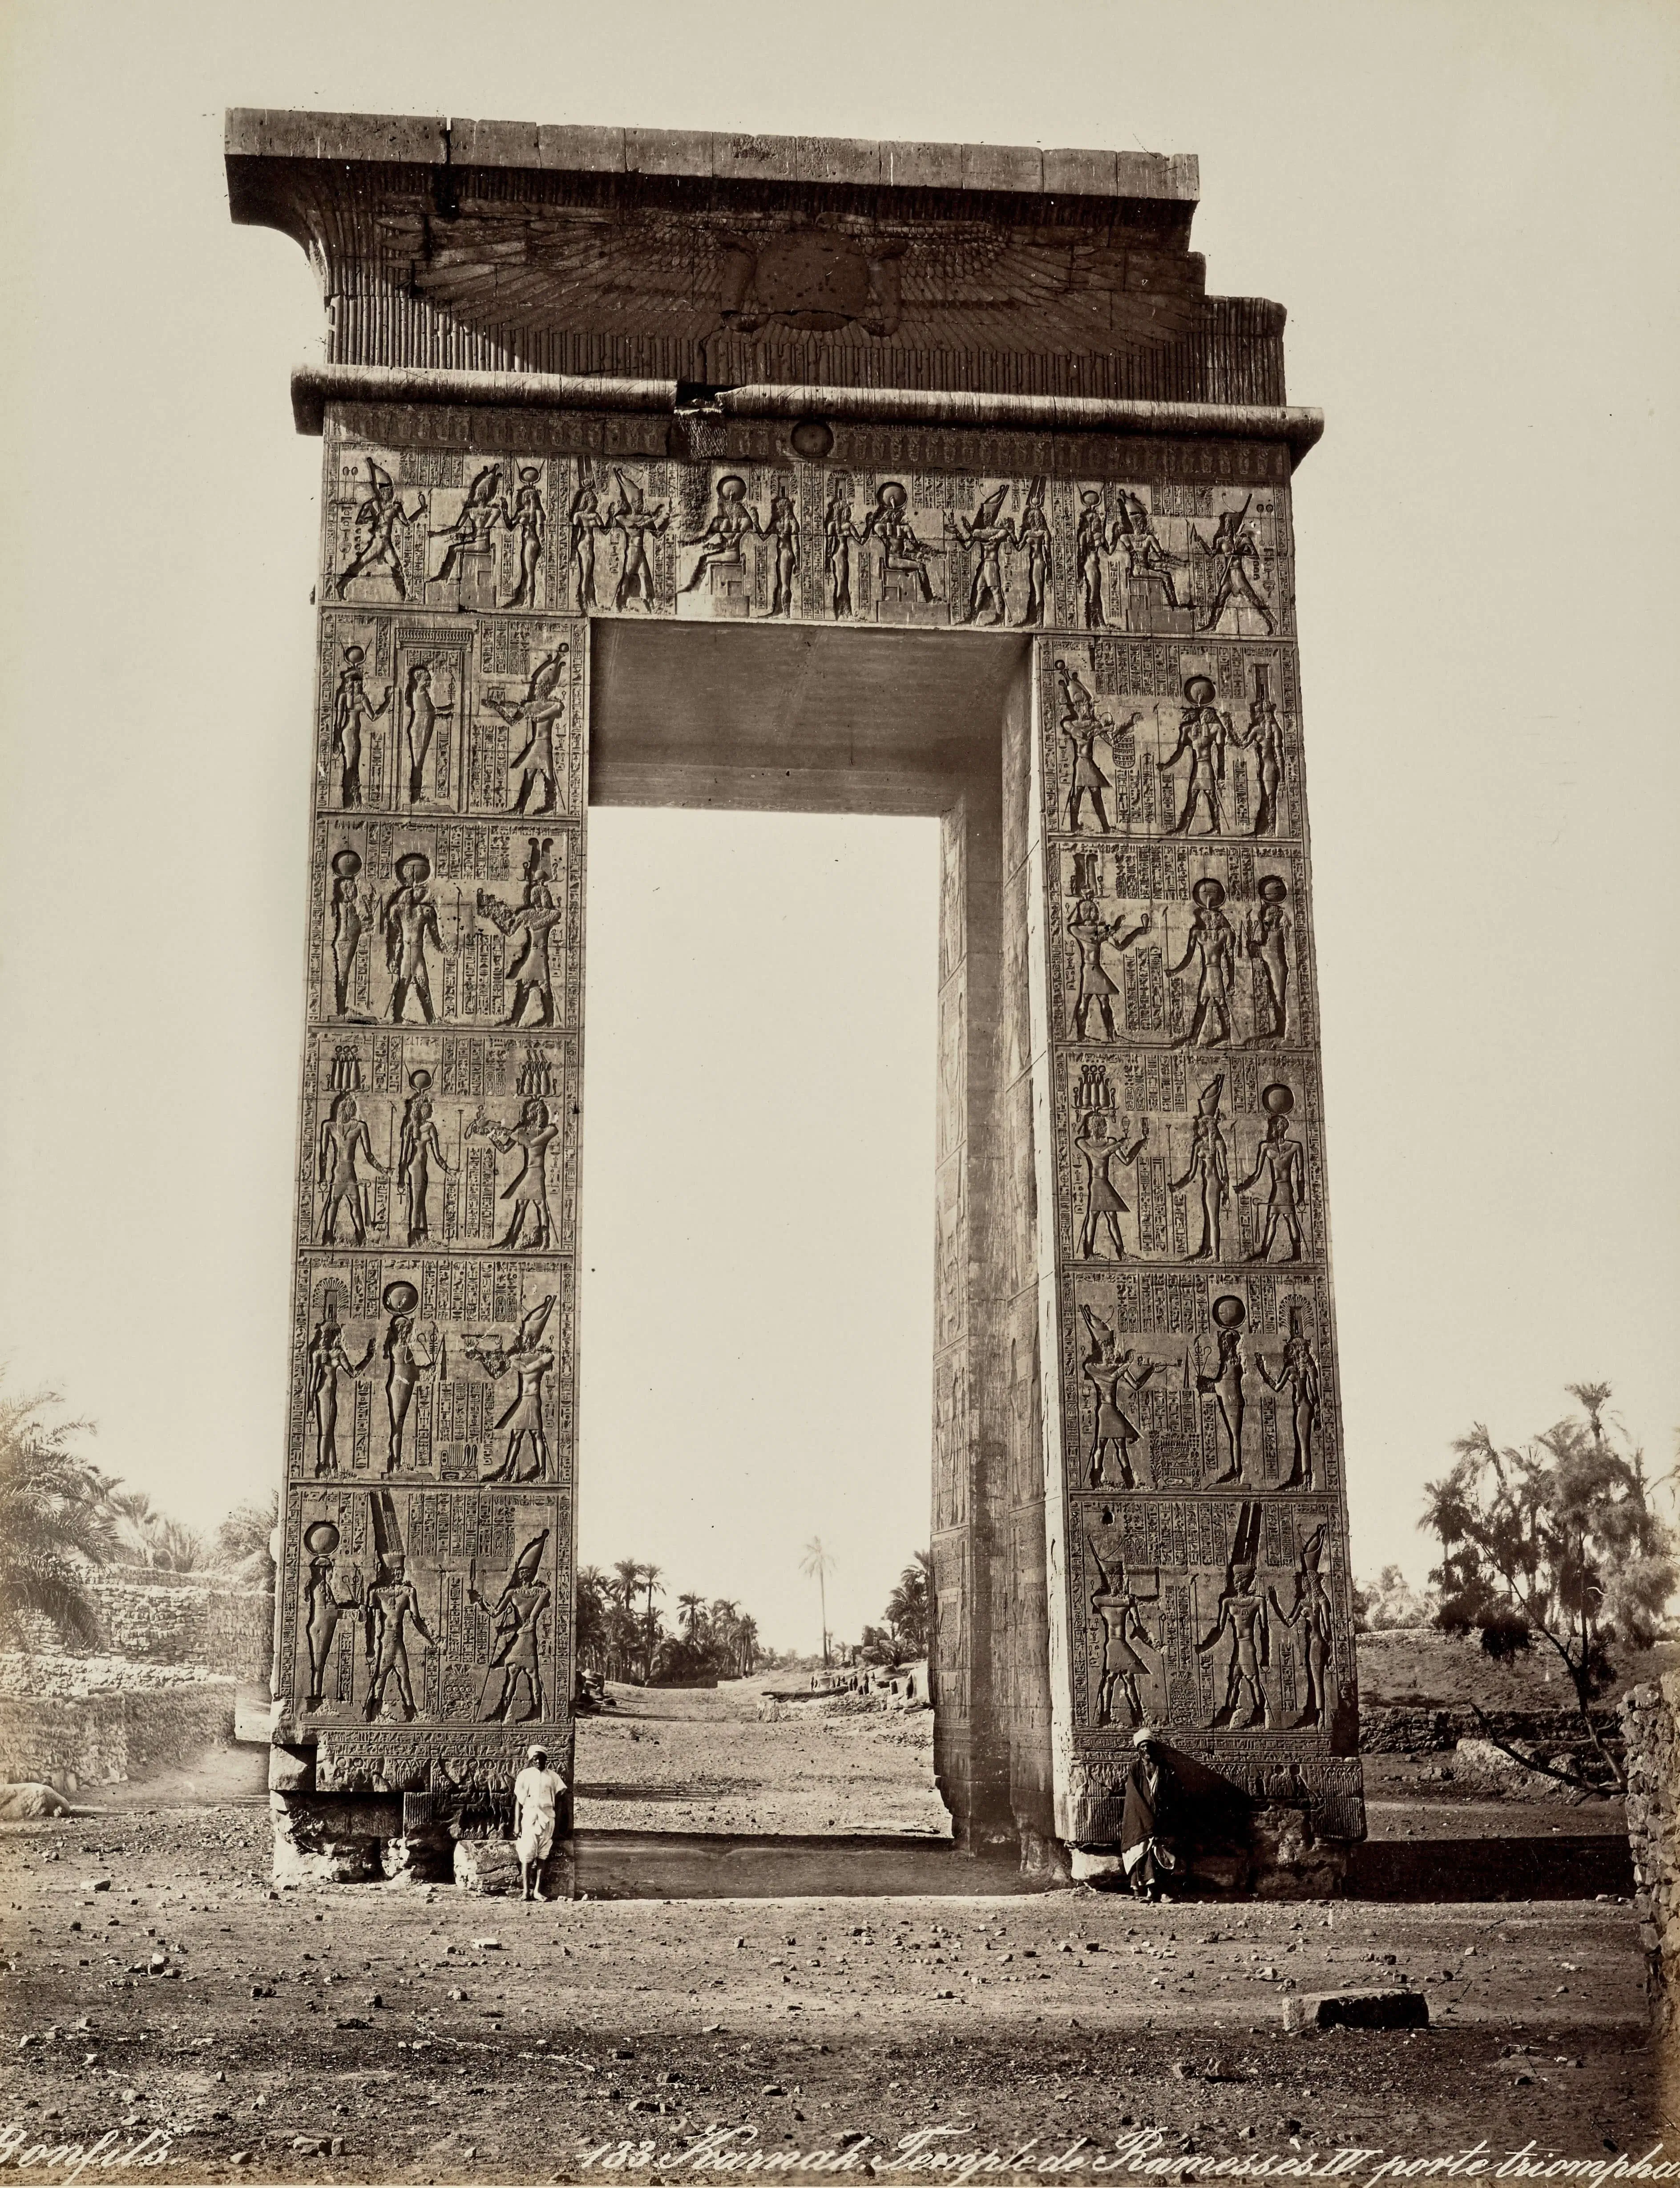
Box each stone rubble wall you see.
[80,1572,273,1682]
[0,1681,237,1794]
[1360,1704,1622,1756]
[1619,1672,1680,2035]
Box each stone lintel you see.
[225,107,1199,210]
[290,362,1325,468]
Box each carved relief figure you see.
[1055,658,1139,834]
[1172,1075,1231,1261]
[1238,683,1286,836]
[1159,675,1233,836]
[1240,1084,1306,1263]
[1196,1294,1248,1481]
[1198,1529,1272,1730]
[1015,478,1050,627]
[1067,894,1150,1041]
[1259,1306,1322,1490]
[1246,874,1292,1042]
[429,464,502,587]
[1195,497,1275,633]
[763,481,800,617]
[380,1280,434,1473]
[1113,491,1187,613]
[477,839,565,1028]
[1088,1533,1159,1725]
[469,1097,558,1250]
[466,1296,557,1483]
[335,459,426,601]
[502,466,547,608]
[823,481,860,618]
[947,484,1015,627]
[1076,490,1112,629]
[302,1520,363,1711]
[328,848,373,1018]
[383,853,443,1025]
[679,473,763,595]
[363,1497,436,1722]
[1080,1306,1159,1488]
[401,664,453,805]
[1270,1525,1333,1726]
[610,469,670,610]
[1168,877,1238,1049]
[331,645,390,808]
[470,1530,551,1721]
[487,645,569,817]
[568,478,609,609]
[397,1069,452,1247]
[307,1303,373,1478]
[317,1092,386,1246]
[859,482,937,602]
[1075,1110,1149,1261]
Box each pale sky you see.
[1,1,1676,1652]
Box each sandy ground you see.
[0,1802,1668,2184]
[0,1685,1662,2184]
[572,1680,951,1838]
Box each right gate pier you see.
[1011,532,1364,1892]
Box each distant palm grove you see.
[575,1563,763,1687]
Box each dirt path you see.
[573,1679,949,1838]
[0,1805,1668,2184]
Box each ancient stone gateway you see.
[229,110,1363,1891]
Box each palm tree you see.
[678,1591,707,1641]
[638,1564,664,1680]
[214,1490,279,1572]
[0,1385,113,1648]
[611,1559,641,1612]
[799,1537,837,1667]
[885,1548,932,1656]
[733,1613,759,1677]
[575,1566,612,1678]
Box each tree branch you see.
[1466,1705,1615,1801]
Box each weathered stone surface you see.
[267,1743,314,1795]
[1620,1675,1680,2040]
[271,1791,398,1885]
[452,1835,566,1896]
[235,112,1359,1890]
[0,1683,237,1792]
[1283,1988,1429,2032]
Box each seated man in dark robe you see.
[1121,1727,1180,1900]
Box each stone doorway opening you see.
[576,620,1032,1862]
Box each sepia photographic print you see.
[0,4,1676,2181]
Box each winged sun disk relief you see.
[372,203,1204,350]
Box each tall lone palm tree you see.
[799,1537,837,1667]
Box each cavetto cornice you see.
[226,110,1290,408]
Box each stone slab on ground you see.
[1283,1986,1430,2031]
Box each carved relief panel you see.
[278,425,585,1791]
[1032,601,1361,1845]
